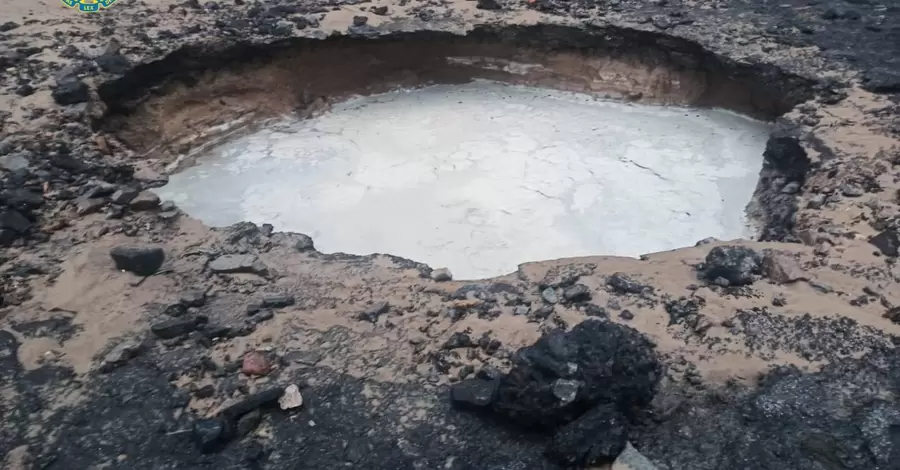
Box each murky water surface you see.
[157,81,771,279]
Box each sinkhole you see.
[101,27,810,279]
[154,81,770,279]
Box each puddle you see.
[156,80,772,279]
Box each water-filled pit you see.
[155,80,771,279]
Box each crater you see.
[99,25,814,278]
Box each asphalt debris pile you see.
[451,320,662,467]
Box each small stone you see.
[612,443,659,470]
[541,287,559,304]
[284,350,322,366]
[194,385,215,398]
[781,181,800,194]
[274,20,293,35]
[100,339,146,372]
[552,379,580,404]
[442,332,475,349]
[0,21,19,31]
[431,268,453,282]
[607,273,648,294]
[75,196,105,215]
[772,293,787,307]
[151,317,203,339]
[52,78,90,105]
[870,229,899,257]
[129,191,161,210]
[241,351,271,376]
[278,384,303,410]
[761,251,808,284]
[841,183,865,197]
[699,246,761,286]
[563,284,591,302]
[180,289,207,307]
[193,418,225,453]
[352,15,368,26]
[110,246,165,276]
[619,310,634,321]
[807,194,826,209]
[110,187,140,204]
[261,294,294,308]
[546,404,627,467]
[357,301,389,322]
[450,378,499,410]
[371,5,388,14]
[220,387,284,419]
[209,255,269,276]
[251,310,274,323]
[236,409,262,437]
[476,0,502,9]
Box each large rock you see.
[110,246,165,276]
[546,404,627,467]
[491,320,661,428]
[699,246,762,286]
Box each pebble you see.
[278,384,303,410]
[241,351,271,376]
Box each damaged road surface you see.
[1,0,900,468]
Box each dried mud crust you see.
[1,0,900,469]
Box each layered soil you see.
[1,0,899,468]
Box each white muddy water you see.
[156,81,772,279]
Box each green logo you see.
[61,0,117,12]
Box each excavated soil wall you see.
[97,24,817,239]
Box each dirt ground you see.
[1,0,899,468]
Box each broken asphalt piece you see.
[193,418,227,453]
[477,0,502,10]
[208,254,269,276]
[611,443,658,470]
[51,78,90,105]
[443,332,475,349]
[761,250,808,284]
[357,301,389,322]
[241,351,272,376]
[150,316,206,339]
[110,246,165,276]
[278,384,303,410]
[0,209,31,246]
[128,190,161,211]
[546,404,627,467]
[450,378,500,410]
[261,294,294,308]
[431,267,453,282]
[870,228,899,257]
[606,273,649,295]
[491,320,661,428]
[563,284,591,302]
[698,245,761,286]
[109,187,139,204]
[220,387,284,419]
[179,289,207,307]
[99,338,147,372]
